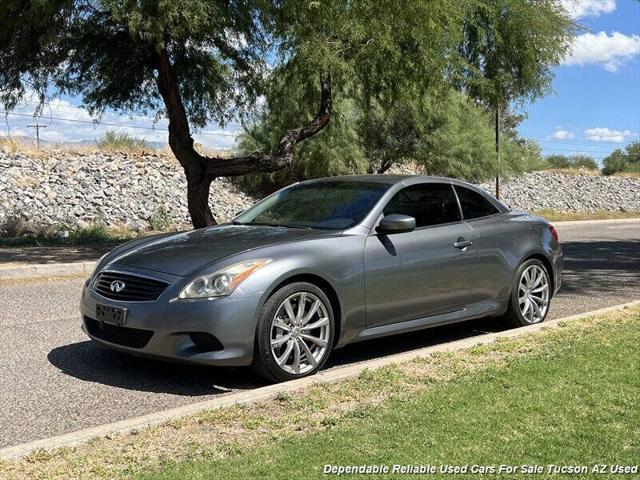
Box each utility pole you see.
[495,106,500,200]
[27,123,47,149]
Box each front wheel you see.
[252,282,335,382]
[503,259,551,327]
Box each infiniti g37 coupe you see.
[81,175,562,382]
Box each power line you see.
[0,110,241,137]
[12,99,245,128]
[12,97,640,143]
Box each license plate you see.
[96,304,127,326]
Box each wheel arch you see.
[522,252,555,297]
[265,273,343,348]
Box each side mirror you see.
[377,214,416,234]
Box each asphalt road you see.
[1,219,638,449]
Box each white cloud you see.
[2,89,241,149]
[551,129,575,140]
[559,0,616,19]
[563,31,640,72]
[584,127,634,142]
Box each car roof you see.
[301,174,451,185]
[299,174,510,213]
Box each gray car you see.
[81,175,562,382]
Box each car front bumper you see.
[80,270,262,367]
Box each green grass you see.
[533,209,640,222]
[143,311,640,480]
[3,309,637,480]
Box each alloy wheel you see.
[518,264,550,323]
[270,292,331,375]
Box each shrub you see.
[0,213,27,237]
[148,207,172,231]
[602,141,640,176]
[545,154,598,171]
[97,130,150,152]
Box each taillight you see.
[549,225,559,242]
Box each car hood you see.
[106,224,340,276]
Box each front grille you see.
[93,271,168,301]
[84,316,153,348]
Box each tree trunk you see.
[187,175,217,227]
[377,158,394,174]
[154,47,332,228]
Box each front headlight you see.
[178,259,271,299]
[91,253,109,277]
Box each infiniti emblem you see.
[110,280,126,292]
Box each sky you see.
[518,0,640,163]
[2,0,639,163]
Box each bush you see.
[0,220,138,247]
[0,213,27,237]
[148,207,172,231]
[602,141,640,176]
[98,130,150,152]
[545,154,598,171]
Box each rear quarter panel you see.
[467,212,558,312]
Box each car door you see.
[364,182,478,328]
[454,184,513,306]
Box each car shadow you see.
[48,317,511,395]
[47,340,266,396]
[328,316,510,367]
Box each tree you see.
[239,89,545,190]
[1,0,465,227]
[1,1,574,227]
[569,154,598,170]
[545,154,598,170]
[458,0,576,196]
[602,141,640,175]
[545,154,572,169]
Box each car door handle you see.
[453,238,473,249]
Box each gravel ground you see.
[0,220,638,448]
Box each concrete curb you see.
[552,217,640,227]
[0,261,96,281]
[1,299,638,460]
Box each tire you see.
[251,282,335,382]
[503,258,552,327]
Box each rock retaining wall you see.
[1,152,638,229]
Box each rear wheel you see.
[251,282,334,382]
[504,259,551,326]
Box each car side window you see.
[454,186,500,220]
[383,183,461,228]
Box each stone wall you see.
[0,151,256,228]
[1,152,639,229]
[478,171,640,212]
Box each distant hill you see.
[1,135,167,150]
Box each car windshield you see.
[234,181,390,230]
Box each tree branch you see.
[154,49,331,226]
[203,73,332,179]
